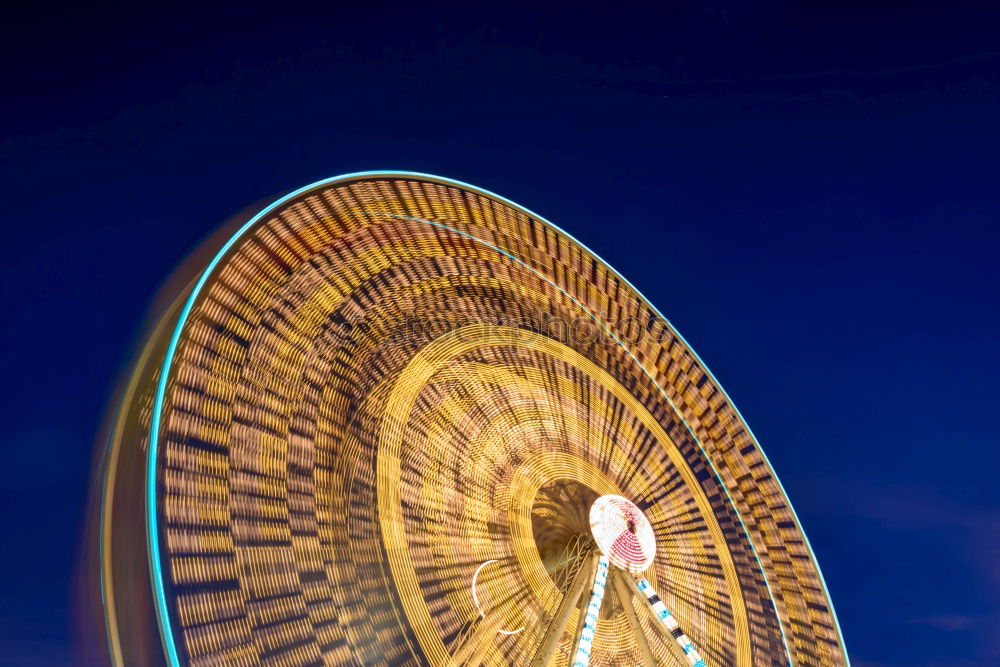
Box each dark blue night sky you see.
[1,2,998,665]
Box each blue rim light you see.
[146,171,849,667]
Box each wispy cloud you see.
[796,475,1000,665]
[908,615,974,631]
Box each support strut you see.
[635,578,706,667]
[609,570,656,667]
[529,552,599,667]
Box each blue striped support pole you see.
[636,578,706,667]
[570,555,610,667]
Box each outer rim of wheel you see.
[144,170,850,667]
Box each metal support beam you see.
[567,567,594,664]
[610,570,656,667]
[530,551,598,667]
[450,614,506,667]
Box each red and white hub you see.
[588,495,656,575]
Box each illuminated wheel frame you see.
[94,172,849,666]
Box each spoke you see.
[609,570,656,667]
[635,578,707,667]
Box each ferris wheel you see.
[92,172,849,666]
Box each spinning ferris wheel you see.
[92,172,849,666]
